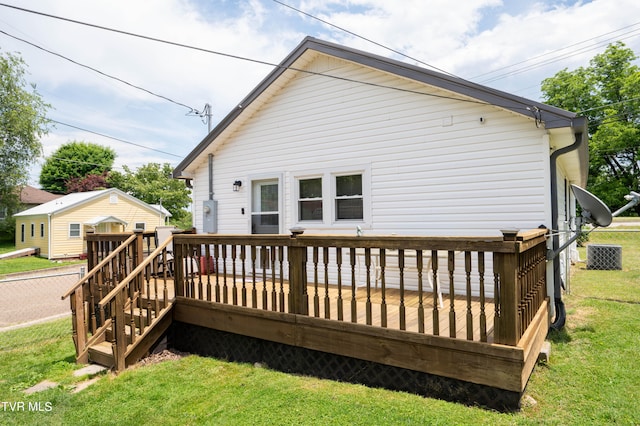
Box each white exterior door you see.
[251,179,280,235]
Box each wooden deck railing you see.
[171,228,548,346]
[63,228,548,372]
[62,230,175,365]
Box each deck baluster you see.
[336,247,344,321]
[478,252,487,342]
[214,244,221,303]
[251,246,257,308]
[432,250,440,336]
[278,246,285,312]
[448,250,456,338]
[399,249,406,331]
[465,251,473,340]
[261,246,268,310]
[232,245,238,305]
[97,273,105,326]
[129,285,136,344]
[417,250,424,333]
[271,246,277,311]
[241,245,247,307]
[324,247,331,319]
[380,248,387,328]
[493,270,501,341]
[205,245,212,302]
[195,246,203,300]
[312,246,320,317]
[365,247,372,325]
[89,289,97,333]
[222,245,229,304]
[350,248,357,323]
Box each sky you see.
[1,0,639,188]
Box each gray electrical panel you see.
[203,200,217,233]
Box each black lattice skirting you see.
[168,322,521,411]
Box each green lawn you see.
[0,241,83,277]
[1,229,638,425]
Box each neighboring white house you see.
[173,37,588,319]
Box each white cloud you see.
[2,0,639,185]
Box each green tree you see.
[0,51,50,237]
[39,141,115,193]
[108,163,192,224]
[541,42,640,214]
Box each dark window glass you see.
[299,178,322,221]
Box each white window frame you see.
[40,223,45,238]
[69,223,81,238]
[134,222,146,231]
[332,172,365,223]
[292,165,370,230]
[296,175,324,223]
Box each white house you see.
[173,37,588,323]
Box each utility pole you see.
[203,103,212,133]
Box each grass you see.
[1,229,639,425]
[0,241,83,277]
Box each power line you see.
[471,21,640,81]
[0,28,197,113]
[50,118,183,158]
[272,0,457,77]
[478,30,640,84]
[0,2,497,110]
[5,2,611,128]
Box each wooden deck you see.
[64,229,550,410]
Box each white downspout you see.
[47,213,52,260]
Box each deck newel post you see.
[114,289,126,371]
[134,229,144,296]
[173,232,184,298]
[72,285,88,363]
[288,228,307,315]
[494,230,521,346]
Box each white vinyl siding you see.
[189,54,551,237]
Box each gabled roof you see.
[149,204,172,217]
[19,185,62,205]
[174,36,588,179]
[84,216,128,226]
[13,188,165,217]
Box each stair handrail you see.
[61,233,138,300]
[98,234,174,308]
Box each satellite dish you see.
[571,184,612,227]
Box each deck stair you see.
[87,301,174,369]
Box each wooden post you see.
[493,230,521,346]
[113,290,126,371]
[72,286,88,363]
[173,232,184,297]
[288,229,307,315]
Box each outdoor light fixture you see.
[233,180,242,192]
